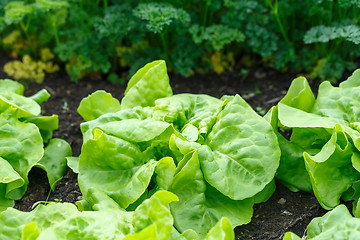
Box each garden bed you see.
[0,56,330,239]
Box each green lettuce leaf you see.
[121,60,173,109]
[76,61,281,237]
[0,190,179,240]
[0,91,41,118]
[153,94,223,135]
[0,108,44,201]
[0,159,21,211]
[29,89,51,105]
[22,115,59,142]
[304,124,359,209]
[0,207,33,239]
[202,95,280,200]
[0,79,24,95]
[265,106,312,192]
[79,107,154,142]
[36,138,72,191]
[78,129,159,209]
[0,79,70,212]
[279,76,315,112]
[284,205,360,239]
[66,157,79,174]
[78,90,121,121]
[206,217,234,240]
[339,69,360,88]
[169,150,253,237]
[282,232,302,240]
[274,71,360,210]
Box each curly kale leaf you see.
[189,24,245,51]
[304,24,360,44]
[94,4,140,42]
[133,3,190,34]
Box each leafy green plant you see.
[301,1,360,82]
[2,0,68,54]
[283,205,360,239]
[265,69,360,210]
[1,0,359,84]
[0,190,234,239]
[0,79,71,211]
[74,60,280,237]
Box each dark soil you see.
[0,56,329,239]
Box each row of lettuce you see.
[2,60,360,238]
[1,0,360,84]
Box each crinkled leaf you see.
[76,187,126,212]
[202,95,280,199]
[78,90,121,121]
[153,93,223,135]
[0,207,33,239]
[1,189,179,239]
[0,108,43,200]
[80,107,152,142]
[155,157,176,190]
[34,204,129,240]
[169,150,253,237]
[96,119,172,143]
[339,69,360,88]
[304,124,359,209]
[0,158,21,211]
[0,91,41,118]
[127,191,178,239]
[206,217,234,240]
[0,79,24,95]
[78,130,158,209]
[36,138,72,191]
[312,81,360,124]
[171,228,199,240]
[307,204,356,239]
[279,76,315,112]
[121,60,173,109]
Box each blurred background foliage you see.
[0,0,360,83]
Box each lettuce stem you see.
[30,89,51,104]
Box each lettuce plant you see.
[0,79,71,211]
[75,60,280,237]
[267,69,360,210]
[283,204,360,239]
[0,190,234,239]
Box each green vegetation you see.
[0,0,359,83]
[3,54,360,238]
[0,79,71,211]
